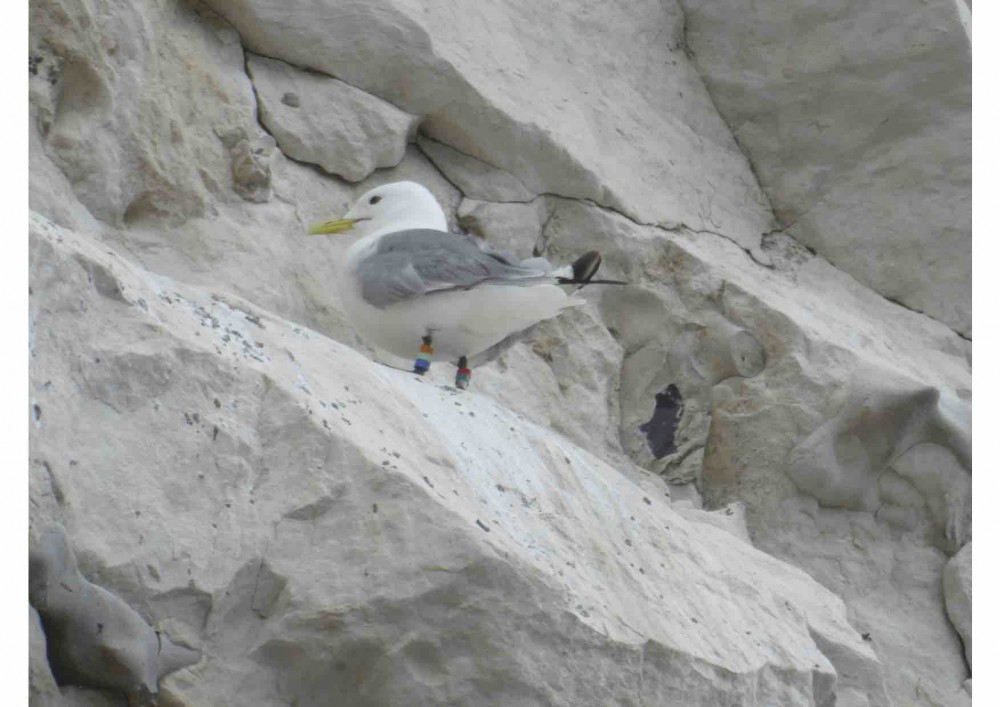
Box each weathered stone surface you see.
[419,136,537,202]
[48,687,122,707]
[457,198,549,258]
[943,543,971,667]
[29,0,260,226]
[470,304,628,468]
[221,129,276,203]
[523,196,969,511]
[30,523,201,698]
[787,365,970,528]
[673,502,751,545]
[678,0,972,335]
[28,115,102,237]
[200,0,776,251]
[28,0,971,704]
[247,53,419,182]
[527,196,971,706]
[761,498,970,707]
[30,213,891,706]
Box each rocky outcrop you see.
[29,0,970,704]
[29,524,201,699]
[678,0,972,336]
[943,543,972,667]
[786,364,970,527]
[419,136,537,203]
[31,213,890,705]
[199,0,777,251]
[247,53,419,182]
[459,193,972,705]
[29,0,260,226]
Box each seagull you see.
[308,181,620,389]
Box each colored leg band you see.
[455,369,471,388]
[414,340,433,375]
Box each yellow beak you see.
[307,218,360,235]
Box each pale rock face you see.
[457,198,549,258]
[28,0,971,704]
[222,129,277,203]
[470,304,629,471]
[525,196,971,706]
[199,0,776,251]
[444,188,971,705]
[29,523,201,697]
[787,365,970,537]
[673,502,752,544]
[29,0,260,226]
[28,123,103,236]
[760,497,970,707]
[31,214,890,706]
[678,0,972,336]
[247,53,420,182]
[419,136,538,203]
[943,543,972,667]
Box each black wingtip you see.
[572,251,602,283]
[557,251,627,287]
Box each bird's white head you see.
[308,181,448,239]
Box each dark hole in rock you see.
[639,384,684,459]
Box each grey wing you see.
[355,229,552,308]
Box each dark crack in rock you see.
[639,384,685,459]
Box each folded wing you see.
[356,229,554,309]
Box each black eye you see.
[369,195,382,205]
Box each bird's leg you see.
[455,356,472,390]
[413,334,433,375]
